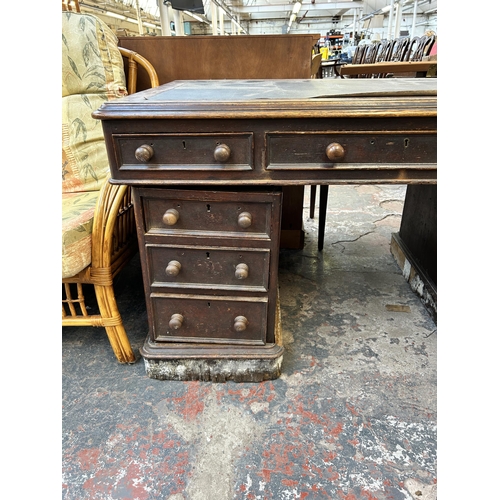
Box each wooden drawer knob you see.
[165,260,181,276]
[235,263,249,280]
[135,144,154,162]
[233,316,248,332]
[326,142,345,161]
[163,208,179,226]
[169,313,184,330]
[238,212,252,228]
[214,143,231,163]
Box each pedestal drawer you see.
[151,294,268,345]
[139,189,276,239]
[147,244,270,292]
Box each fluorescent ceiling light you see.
[183,10,206,23]
[104,11,127,20]
[292,1,302,15]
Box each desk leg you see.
[310,185,317,219]
[318,185,329,251]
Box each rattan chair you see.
[62,7,159,363]
[62,0,79,11]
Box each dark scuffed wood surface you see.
[144,78,437,101]
[399,184,437,285]
[95,79,438,120]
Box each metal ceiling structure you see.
[77,0,437,37]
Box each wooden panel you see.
[118,34,320,92]
[280,185,305,249]
[398,184,437,285]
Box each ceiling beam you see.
[228,0,361,15]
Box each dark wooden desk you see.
[95,78,437,381]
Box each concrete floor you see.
[62,184,437,500]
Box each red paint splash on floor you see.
[170,382,211,421]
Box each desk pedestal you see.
[132,186,283,381]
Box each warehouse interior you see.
[74,0,437,41]
[39,2,495,500]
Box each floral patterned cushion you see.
[62,11,127,278]
[62,11,127,100]
[62,191,100,279]
[62,11,127,194]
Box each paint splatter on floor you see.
[63,185,437,500]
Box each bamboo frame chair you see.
[62,7,159,363]
[62,0,80,11]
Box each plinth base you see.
[143,353,283,382]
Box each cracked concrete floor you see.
[62,184,437,500]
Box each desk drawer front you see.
[113,133,253,171]
[142,195,274,238]
[147,244,270,292]
[151,294,267,345]
[266,131,436,170]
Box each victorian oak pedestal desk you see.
[95,78,437,382]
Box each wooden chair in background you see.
[311,53,323,79]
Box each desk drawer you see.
[139,189,276,239]
[266,131,436,170]
[151,294,268,345]
[147,244,270,292]
[113,133,253,172]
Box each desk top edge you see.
[94,79,437,120]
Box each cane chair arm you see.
[119,47,159,95]
[91,176,137,277]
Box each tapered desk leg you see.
[318,185,329,251]
[310,185,317,219]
